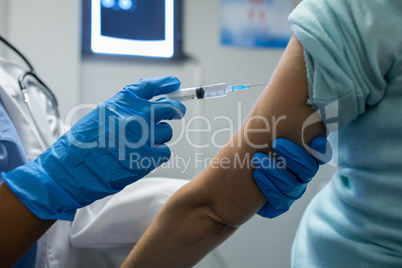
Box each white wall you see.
[3,1,336,267]
[0,0,9,58]
[6,0,81,118]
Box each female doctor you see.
[0,39,189,267]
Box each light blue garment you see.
[0,99,36,268]
[289,0,402,267]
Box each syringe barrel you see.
[165,87,198,102]
[166,83,229,102]
[201,83,229,99]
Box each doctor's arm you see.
[0,183,54,267]
[121,36,327,267]
[0,77,186,267]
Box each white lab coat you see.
[0,57,188,268]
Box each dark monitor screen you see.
[82,0,183,58]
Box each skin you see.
[120,35,327,268]
[0,183,55,267]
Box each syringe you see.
[166,83,266,102]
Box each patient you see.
[120,35,327,267]
[122,0,402,266]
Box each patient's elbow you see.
[203,204,250,231]
[176,205,237,248]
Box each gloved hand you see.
[253,136,332,218]
[2,76,186,221]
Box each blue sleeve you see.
[0,100,36,267]
[0,144,8,183]
[0,100,27,173]
[289,0,402,131]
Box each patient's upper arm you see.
[186,35,327,227]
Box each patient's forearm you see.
[121,181,239,267]
[120,110,274,268]
[121,36,326,267]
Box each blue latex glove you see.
[2,76,186,221]
[253,136,332,218]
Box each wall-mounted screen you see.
[82,0,183,58]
